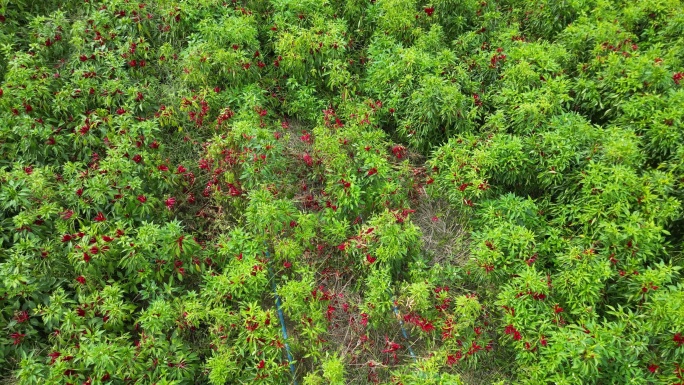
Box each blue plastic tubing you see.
[265,245,298,385]
[391,294,417,362]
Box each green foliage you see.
[2,0,684,384]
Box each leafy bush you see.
[2,0,684,384]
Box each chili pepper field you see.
[1,1,684,384]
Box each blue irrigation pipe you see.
[391,294,417,362]
[265,245,298,385]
